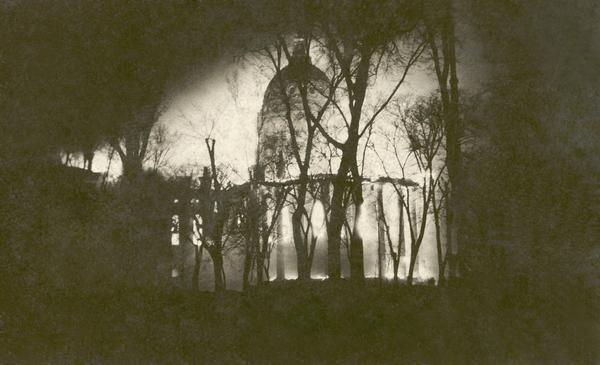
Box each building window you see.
[192,214,203,246]
[171,214,180,246]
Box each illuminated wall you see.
[169,178,445,291]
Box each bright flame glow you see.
[310,200,326,238]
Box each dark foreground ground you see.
[0,279,597,365]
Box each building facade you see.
[170,41,448,290]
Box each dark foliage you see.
[0,281,596,364]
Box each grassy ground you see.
[0,279,597,364]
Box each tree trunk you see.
[443,0,462,279]
[407,201,420,285]
[319,182,331,274]
[397,191,406,280]
[245,175,261,290]
[444,195,455,279]
[212,251,225,292]
[122,157,143,182]
[292,211,310,281]
[407,249,417,286]
[192,245,203,291]
[350,200,365,281]
[327,156,351,279]
[349,151,365,281]
[83,150,94,171]
[275,230,285,281]
[432,189,446,286]
[292,173,311,281]
[242,247,253,290]
[243,217,259,290]
[426,0,461,281]
[256,244,265,285]
[376,185,386,281]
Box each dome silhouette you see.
[257,42,330,178]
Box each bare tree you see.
[375,181,408,282]
[374,95,446,285]
[305,7,426,280]
[432,176,450,285]
[338,183,359,275]
[240,164,290,289]
[144,123,178,172]
[82,147,96,171]
[423,0,462,277]
[111,104,163,181]
[255,35,341,280]
[191,139,245,292]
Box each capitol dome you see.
[257,41,331,179]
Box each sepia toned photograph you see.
[0,0,598,363]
